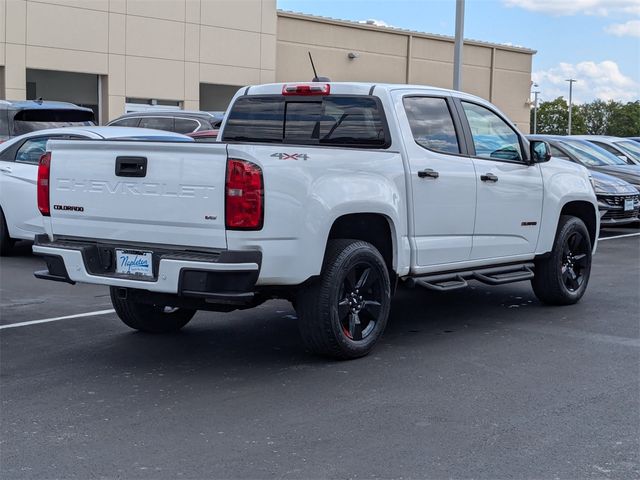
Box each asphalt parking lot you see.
[1,228,639,479]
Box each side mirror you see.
[530,140,552,163]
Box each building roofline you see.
[277,10,537,55]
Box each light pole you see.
[566,78,577,134]
[453,0,465,91]
[532,89,540,134]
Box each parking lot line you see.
[0,309,115,330]
[599,232,640,241]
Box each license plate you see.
[115,249,153,277]
[624,198,634,211]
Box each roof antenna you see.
[308,51,330,82]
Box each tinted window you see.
[403,97,460,154]
[110,117,141,127]
[462,102,522,162]
[550,145,569,158]
[174,118,200,134]
[138,117,174,131]
[223,95,388,148]
[15,137,49,164]
[11,109,95,136]
[558,140,627,167]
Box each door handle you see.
[418,168,439,179]
[0,166,12,174]
[481,173,498,182]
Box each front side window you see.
[550,145,569,159]
[403,97,460,154]
[462,102,522,162]
[223,95,388,148]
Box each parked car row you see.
[528,135,640,226]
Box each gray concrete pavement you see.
[1,231,638,479]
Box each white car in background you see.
[0,126,192,255]
[571,135,640,166]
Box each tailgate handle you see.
[115,156,147,177]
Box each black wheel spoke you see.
[567,268,579,290]
[573,253,587,265]
[338,298,350,320]
[345,269,358,291]
[569,232,583,251]
[355,268,371,290]
[362,300,382,319]
[349,313,363,341]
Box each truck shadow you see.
[67,282,553,376]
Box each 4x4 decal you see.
[270,152,309,161]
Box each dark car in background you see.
[0,100,95,142]
[528,135,640,226]
[571,135,640,166]
[107,110,223,135]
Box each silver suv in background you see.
[0,100,95,142]
[107,110,223,135]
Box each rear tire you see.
[296,239,391,360]
[110,287,196,333]
[532,215,592,305]
[0,208,15,256]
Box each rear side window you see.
[222,95,389,148]
[110,117,141,127]
[138,117,174,131]
[16,137,49,164]
[174,118,200,134]
[403,97,460,154]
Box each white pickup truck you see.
[33,82,599,359]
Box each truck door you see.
[456,100,543,260]
[397,94,477,267]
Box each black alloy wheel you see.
[561,230,589,292]
[337,263,384,341]
[296,239,392,359]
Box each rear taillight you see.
[37,152,51,216]
[225,158,263,230]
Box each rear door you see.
[456,100,543,260]
[48,140,228,249]
[396,93,477,266]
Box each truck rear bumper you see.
[32,235,261,298]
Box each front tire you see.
[110,287,196,333]
[0,208,15,256]
[532,215,592,305]
[296,239,391,360]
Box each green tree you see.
[577,99,618,135]
[607,101,640,137]
[534,97,586,135]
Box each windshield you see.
[558,140,628,167]
[11,109,95,136]
[615,140,640,161]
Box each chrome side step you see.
[405,263,534,292]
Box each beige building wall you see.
[276,12,534,131]
[0,0,277,122]
[0,2,534,130]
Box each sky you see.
[277,0,640,105]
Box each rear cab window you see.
[222,95,390,148]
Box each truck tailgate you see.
[47,140,228,249]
